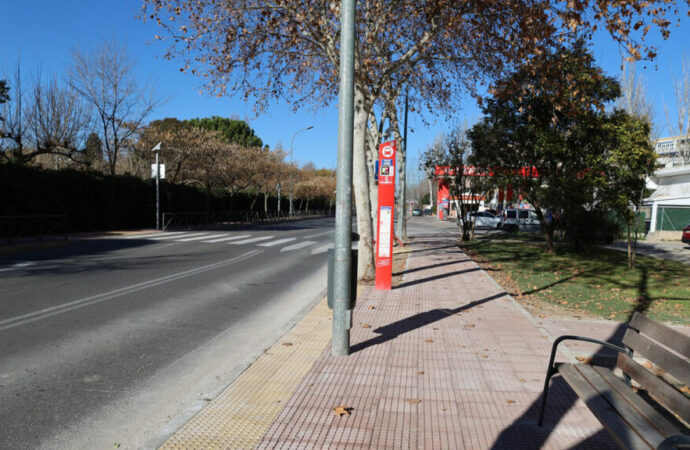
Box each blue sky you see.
[1,1,688,173]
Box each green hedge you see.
[0,164,329,233]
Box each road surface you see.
[0,217,334,449]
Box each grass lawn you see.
[460,238,690,325]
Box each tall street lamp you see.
[289,126,314,215]
[152,142,162,230]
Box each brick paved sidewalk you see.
[257,234,618,449]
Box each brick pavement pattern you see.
[258,233,617,449]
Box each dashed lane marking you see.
[149,232,211,241]
[229,236,274,245]
[280,241,317,252]
[258,237,296,247]
[310,243,332,255]
[124,231,186,239]
[175,234,228,242]
[202,234,251,243]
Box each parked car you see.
[500,208,542,232]
[412,209,422,216]
[423,208,433,216]
[466,211,501,229]
[683,224,690,245]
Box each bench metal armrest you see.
[658,434,690,450]
[545,335,628,375]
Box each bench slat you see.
[616,353,690,424]
[559,363,654,450]
[578,364,670,448]
[623,329,690,386]
[630,312,690,358]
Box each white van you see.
[501,208,542,232]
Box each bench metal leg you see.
[538,366,556,427]
[536,335,626,427]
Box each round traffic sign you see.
[381,145,394,158]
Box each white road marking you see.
[281,241,317,252]
[310,243,333,255]
[0,250,262,332]
[203,234,251,243]
[149,232,210,241]
[0,261,36,273]
[229,236,274,245]
[302,230,333,239]
[175,234,228,242]
[258,237,296,247]
[124,231,186,239]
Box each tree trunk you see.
[388,102,408,241]
[353,88,376,281]
[627,221,633,269]
[264,192,269,214]
[365,116,379,240]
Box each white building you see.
[644,164,690,238]
[654,135,689,166]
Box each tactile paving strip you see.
[160,298,332,449]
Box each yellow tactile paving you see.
[160,297,332,449]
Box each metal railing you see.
[0,214,68,243]
[162,209,333,231]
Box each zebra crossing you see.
[123,230,334,254]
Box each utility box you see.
[327,248,358,309]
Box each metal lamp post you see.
[152,142,162,230]
[289,126,314,215]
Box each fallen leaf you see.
[368,305,375,310]
[576,356,593,364]
[481,354,489,359]
[644,361,654,369]
[432,327,439,330]
[538,314,546,319]
[680,386,690,395]
[507,399,516,404]
[333,406,351,416]
[425,339,434,343]
[520,379,526,383]
[282,342,293,347]
[417,371,425,375]
[407,399,422,404]
[361,323,371,328]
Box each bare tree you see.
[664,55,690,163]
[69,40,158,176]
[619,60,653,122]
[0,63,27,162]
[27,75,91,162]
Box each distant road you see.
[0,217,334,449]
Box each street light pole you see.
[152,142,162,230]
[289,126,314,215]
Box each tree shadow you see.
[351,292,505,353]
[392,259,473,277]
[395,266,483,289]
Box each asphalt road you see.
[0,217,335,449]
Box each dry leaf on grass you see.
[333,406,352,416]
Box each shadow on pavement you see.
[351,292,506,353]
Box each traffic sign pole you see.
[375,141,396,290]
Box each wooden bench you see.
[538,312,690,449]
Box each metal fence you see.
[656,206,690,231]
[0,214,68,243]
[162,210,333,230]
